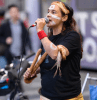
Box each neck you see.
[53,23,63,35]
[12,19,18,24]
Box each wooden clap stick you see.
[28,49,42,72]
[24,49,48,84]
[24,49,42,83]
[30,52,48,74]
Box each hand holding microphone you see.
[30,17,49,32]
[31,17,49,27]
[28,17,49,40]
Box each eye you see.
[52,10,56,14]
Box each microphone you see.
[30,17,49,27]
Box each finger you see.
[23,74,27,78]
[25,71,31,76]
[26,70,31,73]
[37,18,40,21]
[35,19,39,24]
[36,18,40,22]
[31,71,36,77]
[31,74,35,77]
[27,68,32,74]
[39,18,45,23]
[41,18,46,23]
[27,68,31,71]
[24,71,31,77]
[23,73,28,78]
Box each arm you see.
[0,23,12,45]
[35,18,69,60]
[0,24,6,44]
[41,37,58,59]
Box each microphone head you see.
[44,17,49,23]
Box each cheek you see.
[47,13,61,20]
[46,19,61,27]
[46,13,62,27]
[46,20,56,27]
[50,20,56,25]
[51,14,61,20]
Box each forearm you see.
[41,37,58,60]
[0,38,7,44]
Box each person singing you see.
[24,1,84,100]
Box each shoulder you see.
[63,30,80,40]
[0,19,10,30]
[69,30,80,37]
[20,20,28,29]
[1,19,9,26]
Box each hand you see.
[35,18,46,32]
[6,37,12,45]
[23,68,36,79]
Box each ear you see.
[62,15,68,22]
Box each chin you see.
[46,24,55,28]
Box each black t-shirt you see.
[40,30,81,100]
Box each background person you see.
[24,1,84,100]
[0,4,32,64]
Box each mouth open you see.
[49,19,52,22]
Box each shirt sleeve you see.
[0,24,6,44]
[59,31,81,54]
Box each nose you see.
[46,13,51,18]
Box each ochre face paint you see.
[50,43,57,50]
[49,5,55,10]
[47,13,61,20]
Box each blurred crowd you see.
[0,4,32,69]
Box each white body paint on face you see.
[49,5,55,10]
[47,13,61,20]
[50,43,57,50]
[50,21,56,25]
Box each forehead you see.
[9,7,19,12]
[48,4,60,11]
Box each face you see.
[9,7,19,20]
[46,4,63,28]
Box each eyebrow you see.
[48,9,56,12]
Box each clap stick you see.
[31,52,47,74]
[24,49,48,84]
[24,45,67,83]
[28,49,42,72]
[24,49,42,83]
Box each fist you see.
[35,18,46,32]
[23,68,36,79]
[6,37,12,45]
